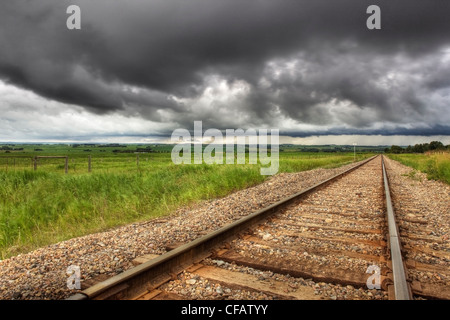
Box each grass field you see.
[0,144,372,259]
[387,153,450,184]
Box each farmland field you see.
[0,144,374,259]
[387,153,450,185]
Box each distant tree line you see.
[298,147,385,153]
[384,141,449,154]
[72,143,127,148]
[0,146,24,151]
[72,143,97,148]
[113,146,153,153]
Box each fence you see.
[0,154,156,173]
[34,156,69,173]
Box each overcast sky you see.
[1,0,449,145]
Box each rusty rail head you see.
[67,155,378,300]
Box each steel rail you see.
[67,155,378,300]
[381,156,412,300]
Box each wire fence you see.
[0,154,167,174]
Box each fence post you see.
[34,157,37,171]
[88,155,92,173]
[136,154,139,168]
[65,157,68,174]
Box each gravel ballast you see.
[383,157,450,291]
[1,157,447,300]
[0,161,364,300]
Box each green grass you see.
[0,146,372,259]
[278,153,364,172]
[0,164,266,258]
[387,153,450,184]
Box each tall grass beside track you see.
[0,152,370,258]
[387,153,450,185]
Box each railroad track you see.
[68,155,449,300]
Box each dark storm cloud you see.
[0,0,450,136]
[282,124,450,138]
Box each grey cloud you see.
[0,0,450,137]
[283,124,450,138]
